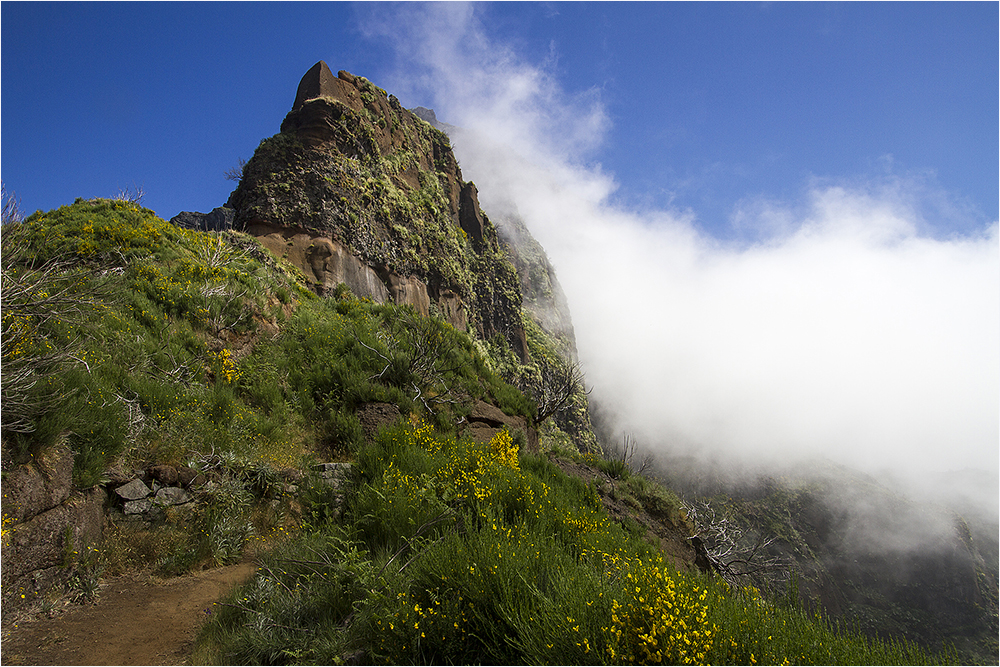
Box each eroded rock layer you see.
[229,62,526,359]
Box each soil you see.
[0,563,255,666]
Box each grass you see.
[1,198,531,572]
[194,421,951,665]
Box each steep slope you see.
[668,459,999,663]
[228,62,526,360]
[227,60,596,451]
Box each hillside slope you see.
[0,63,968,666]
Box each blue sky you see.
[3,3,998,500]
[2,2,996,237]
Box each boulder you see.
[123,498,153,515]
[153,487,194,506]
[148,464,178,486]
[468,401,509,427]
[463,400,539,452]
[115,479,152,502]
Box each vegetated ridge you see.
[0,62,985,665]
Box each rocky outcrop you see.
[459,182,486,249]
[356,403,404,444]
[169,207,234,232]
[228,62,527,359]
[248,221,391,302]
[1,444,105,615]
[462,400,539,452]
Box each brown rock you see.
[464,401,539,452]
[248,222,391,301]
[459,182,486,249]
[293,60,342,109]
[356,402,404,443]
[468,400,509,427]
[148,465,178,486]
[231,63,533,369]
[1,443,74,523]
[176,466,198,488]
[435,289,468,331]
[1,487,105,614]
[380,271,431,315]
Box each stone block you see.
[115,479,152,501]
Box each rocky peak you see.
[228,62,528,360]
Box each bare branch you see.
[2,183,24,225]
[113,183,145,205]
[683,499,791,596]
[224,158,248,183]
[524,355,587,424]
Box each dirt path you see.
[1,563,255,666]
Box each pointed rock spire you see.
[293,60,339,109]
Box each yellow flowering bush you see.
[607,553,714,664]
[212,348,241,384]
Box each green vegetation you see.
[195,422,949,665]
[2,199,953,664]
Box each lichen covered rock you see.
[229,62,526,358]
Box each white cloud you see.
[371,4,999,506]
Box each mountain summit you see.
[229,61,528,360]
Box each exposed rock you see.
[115,479,152,502]
[1,487,105,614]
[435,289,468,331]
[379,270,431,316]
[176,466,199,488]
[153,487,194,506]
[1,443,74,523]
[148,464,178,486]
[169,207,234,232]
[247,222,390,301]
[123,498,153,515]
[411,107,438,125]
[313,462,353,488]
[468,400,509,427]
[293,60,342,110]
[356,402,404,443]
[463,400,539,452]
[280,467,306,484]
[459,182,486,249]
[411,106,458,134]
[229,62,528,356]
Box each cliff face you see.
[228,62,527,359]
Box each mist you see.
[365,5,999,521]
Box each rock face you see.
[462,400,539,452]
[293,60,342,110]
[1,444,105,616]
[169,206,234,232]
[228,62,528,359]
